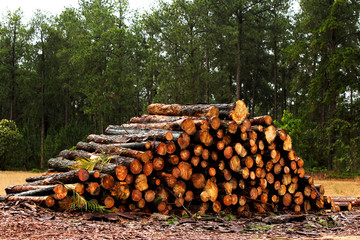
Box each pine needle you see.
[71,152,111,171]
[69,190,110,213]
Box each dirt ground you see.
[2,172,360,239]
[1,201,360,239]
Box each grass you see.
[315,179,360,197]
[0,171,43,195]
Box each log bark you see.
[75,142,149,162]
[25,169,89,186]
[147,103,219,118]
[121,118,197,136]
[58,149,92,160]
[130,114,204,123]
[47,157,134,178]
[215,100,249,124]
[0,195,55,207]
[250,115,273,126]
[99,128,182,142]
[5,184,58,195]
[25,173,58,183]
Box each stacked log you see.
[1,100,348,214]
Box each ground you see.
[1,201,360,239]
[1,171,360,239]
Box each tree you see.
[284,0,360,171]
[0,9,28,120]
[0,119,23,170]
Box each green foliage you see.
[326,172,359,179]
[167,214,179,225]
[274,110,303,146]
[43,121,93,162]
[0,119,23,170]
[71,153,111,171]
[222,213,235,221]
[70,190,110,213]
[30,168,45,173]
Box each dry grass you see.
[0,171,43,195]
[314,178,360,197]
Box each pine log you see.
[47,157,133,178]
[25,173,58,183]
[25,169,89,186]
[103,195,115,208]
[92,130,182,143]
[283,134,292,151]
[75,142,149,161]
[135,174,149,192]
[143,161,154,176]
[173,180,186,197]
[130,114,204,123]
[184,190,194,202]
[144,189,156,202]
[5,184,57,195]
[177,132,191,150]
[0,195,55,207]
[330,197,360,205]
[215,100,249,124]
[5,184,68,200]
[153,157,165,171]
[100,174,115,190]
[110,182,130,200]
[47,157,77,172]
[334,202,352,211]
[229,155,241,173]
[86,182,101,196]
[191,173,206,189]
[250,115,273,126]
[121,119,197,136]
[194,130,213,147]
[178,161,193,181]
[147,103,219,118]
[58,149,92,160]
[203,179,218,202]
[105,125,173,136]
[264,125,277,144]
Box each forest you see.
[0,0,359,174]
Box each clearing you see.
[2,171,360,197]
[1,171,360,239]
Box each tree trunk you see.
[235,15,243,101]
[273,37,278,121]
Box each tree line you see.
[0,0,359,173]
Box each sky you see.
[0,0,157,21]
[0,0,300,23]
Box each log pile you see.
[1,101,351,214]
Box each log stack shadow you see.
[1,101,352,214]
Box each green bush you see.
[0,119,23,170]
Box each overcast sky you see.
[0,0,300,23]
[0,0,157,21]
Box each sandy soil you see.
[0,171,43,195]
